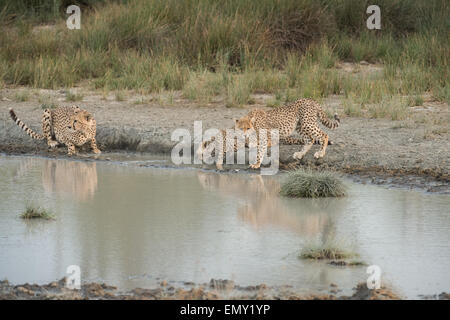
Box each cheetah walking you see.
[197,125,320,170]
[235,98,340,169]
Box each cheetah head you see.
[234,116,255,134]
[72,110,96,133]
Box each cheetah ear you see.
[250,116,256,125]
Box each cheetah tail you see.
[9,108,44,140]
[318,108,340,129]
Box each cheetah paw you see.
[48,140,58,148]
[93,149,102,154]
[293,152,305,160]
[314,151,324,159]
[249,163,261,169]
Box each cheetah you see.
[235,98,340,169]
[197,123,326,170]
[9,105,101,156]
[196,127,252,170]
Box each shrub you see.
[20,205,55,220]
[280,169,346,198]
[300,238,357,260]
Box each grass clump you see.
[40,102,56,110]
[13,90,30,102]
[407,95,424,107]
[300,239,357,260]
[20,205,55,220]
[114,91,126,101]
[65,90,83,102]
[280,169,346,198]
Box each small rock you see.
[209,279,235,290]
[16,286,32,295]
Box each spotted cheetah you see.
[235,98,340,169]
[9,106,101,156]
[195,128,246,170]
[198,121,331,170]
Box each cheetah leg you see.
[313,132,329,159]
[215,139,224,171]
[67,143,77,156]
[196,140,208,159]
[249,134,268,169]
[293,139,313,160]
[42,109,58,148]
[90,138,101,154]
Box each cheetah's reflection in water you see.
[197,172,338,237]
[42,159,98,201]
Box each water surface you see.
[0,155,449,298]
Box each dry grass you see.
[65,91,83,102]
[0,0,447,113]
[13,90,29,102]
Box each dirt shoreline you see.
[1,277,449,300]
[1,88,448,193]
[0,278,410,300]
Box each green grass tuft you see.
[300,239,357,260]
[20,205,55,220]
[65,91,83,102]
[115,91,126,101]
[13,90,30,102]
[280,169,346,198]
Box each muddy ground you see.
[0,277,414,300]
[2,277,449,300]
[0,87,449,192]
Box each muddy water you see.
[0,155,449,298]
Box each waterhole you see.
[0,155,449,298]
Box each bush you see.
[20,205,55,220]
[300,238,357,260]
[280,169,346,198]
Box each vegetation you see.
[0,0,448,112]
[65,90,84,101]
[280,169,346,198]
[300,238,357,260]
[13,90,30,102]
[20,205,55,220]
